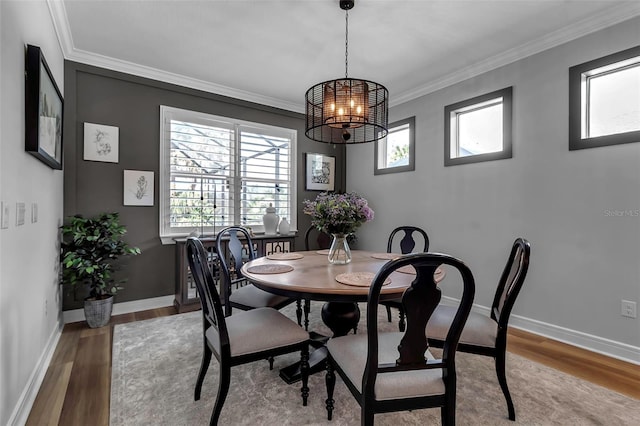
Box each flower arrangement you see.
[303,192,374,235]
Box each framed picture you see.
[305,153,335,191]
[123,170,154,206]
[25,44,64,170]
[84,122,119,163]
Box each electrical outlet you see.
[621,300,637,318]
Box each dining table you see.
[240,249,446,383]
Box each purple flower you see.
[303,192,374,235]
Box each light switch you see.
[1,202,9,229]
[31,202,38,223]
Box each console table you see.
[173,233,296,313]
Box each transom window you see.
[159,106,296,243]
[445,87,513,166]
[374,116,415,175]
[569,46,640,150]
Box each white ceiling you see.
[50,0,640,113]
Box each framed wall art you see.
[123,170,154,206]
[84,122,119,163]
[305,152,335,191]
[25,44,64,170]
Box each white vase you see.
[278,217,290,235]
[263,203,279,235]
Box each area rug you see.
[111,303,639,425]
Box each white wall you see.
[0,1,64,424]
[348,17,640,362]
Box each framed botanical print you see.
[305,153,335,191]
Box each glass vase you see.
[328,233,352,265]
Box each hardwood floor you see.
[26,307,639,425]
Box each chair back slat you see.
[491,238,531,326]
[387,226,430,254]
[216,226,256,316]
[186,237,230,349]
[304,226,331,250]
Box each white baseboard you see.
[440,296,640,366]
[8,320,63,426]
[62,295,175,324]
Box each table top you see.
[241,250,445,303]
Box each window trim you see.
[569,45,640,151]
[374,116,415,175]
[444,87,513,166]
[159,106,297,244]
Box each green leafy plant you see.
[61,213,141,299]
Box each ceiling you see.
[50,0,640,113]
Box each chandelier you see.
[305,0,389,144]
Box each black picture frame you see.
[25,44,64,170]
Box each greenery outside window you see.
[159,106,297,244]
[374,116,415,175]
[445,87,513,166]
[569,46,640,150]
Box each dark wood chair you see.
[186,237,310,425]
[325,252,475,425]
[427,237,531,421]
[299,226,332,330]
[381,226,430,331]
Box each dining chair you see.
[216,226,299,315]
[381,226,430,331]
[300,225,332,330]
[426,237,531,421]
[325,252,475,425]
[186,237,310,425]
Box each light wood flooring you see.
[26,307,640,425]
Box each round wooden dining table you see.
[240,249,445,383]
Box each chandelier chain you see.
[345,9,349,78]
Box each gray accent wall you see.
[347,17,640,359]
[63,62,346,309]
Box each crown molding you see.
[48,0,640,112]
[391,2,640,106]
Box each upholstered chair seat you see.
[427,306,498,348]
[228,284,292,312]
[328,332,444,400]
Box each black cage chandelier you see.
[305,0,388,144]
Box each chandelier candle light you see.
[303,192,374,264]
[305,0,388,145]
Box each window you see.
[444,87,513,166]
[569,46,640,150]
[374,116,415,175]
[159,106,296,243]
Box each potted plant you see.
[61,212,141,328]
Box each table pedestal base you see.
[279,301,360,384]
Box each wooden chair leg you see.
[210,364,231,426]
[362,405,374,426]
[303,299,311,331]
[300,345,310,406]
[398,307,406,332]
[496,350,516,420]
[325,360,336,420]
[268,356,274,370]
[385,305,392,322]
[195,344,212,401]
[296,299,303,327]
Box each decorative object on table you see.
[25,44,64,170]
[304,0,388,145]
[262,203,279,235]
[123,170,154,206]
[60,213,141,328]
[305,153,335,191]
[83,122,119,163]
[303,192,374,264]
[335,272,391,287]
[278,217,290,235]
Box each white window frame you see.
[569,46,640,150]
[444,87,513,166]
[159,106,297,244]
[374,116,415,175]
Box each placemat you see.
[246,264,294,274]
[370,252,401,260]
[316,249,330,255]
[266,252,304,260]
[335,272,391,287]
[396,265,445,276]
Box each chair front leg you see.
[210,363,231,426]
[296,299,303,327]
[325,359,336,420]
[303,299,311,331]
[300,344,310,406]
